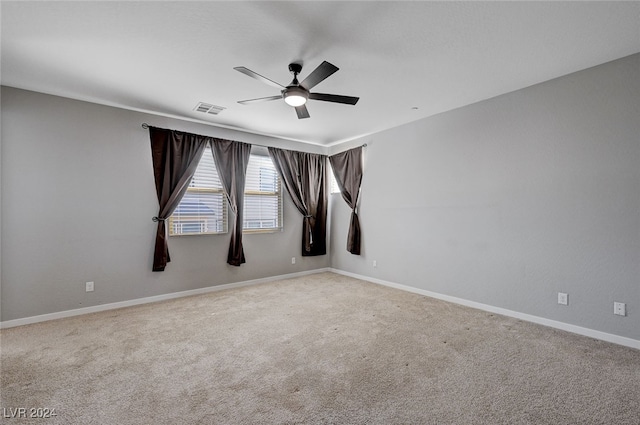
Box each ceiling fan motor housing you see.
[283,85,308,106]
[283,63,308,106]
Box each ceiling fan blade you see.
[237,95,282,105]
[234,66,285,89]
[295,104,310,119]
[309,92,359,105]
[299,61,339,90]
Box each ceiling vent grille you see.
[194,102,226,115]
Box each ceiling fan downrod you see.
[288,63,303,84]
[284,63,308,106]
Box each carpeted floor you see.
[1,272,639,424]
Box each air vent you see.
[193,102,226,115]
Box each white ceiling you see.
[2,1,639,147]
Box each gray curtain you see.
[329,146,363,255]
[268,147,327,256]
[149,127,209,271]
[211,139,252,266]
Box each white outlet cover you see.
[558,292,568,305]
[614,302,626,316]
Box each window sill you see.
[243,228,283,235]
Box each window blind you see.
[169,146,227,235]
[243,154,283,232]
[169,148,282,236]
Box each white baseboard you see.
[4,267,638,351]
[329,268,640,350]
[0,268,330,329]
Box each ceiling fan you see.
[234,61,359,119]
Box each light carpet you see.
[1,272,639,424]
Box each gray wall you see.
[0,88,3,322]
[3,54,639,343]
[330,54,640,341]
[1,87,329,321]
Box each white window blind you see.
[243,154,283,233]
[169,147,282,236]
[169,146,227,236]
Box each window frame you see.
[242,153,284,234]
[168,145,227,237]
[168,184,228,237]
[168,146,283,237]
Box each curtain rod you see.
[140,123,367,149]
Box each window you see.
[243,154,283,233]
[169,146,227,236]
[328,162,341,194]
[169,147,283,236]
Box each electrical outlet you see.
[373,260,377,268]
[85,281,94,292]
[291,257,296,265]
[558,292,568,305]
[614,302,626,316]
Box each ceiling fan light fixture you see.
[235,61,359,119]
[283,86,308,107]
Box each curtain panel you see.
[149,127,209,271]
[210,138,252,266]
[268,147,327,256]
[329,146,364,255]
